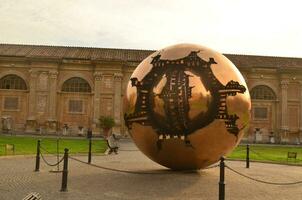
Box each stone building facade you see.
[0,44,302,144]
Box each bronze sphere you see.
[124,43,251,170]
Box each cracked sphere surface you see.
[124,43,251,170]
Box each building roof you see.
[0,43,302,68]
[0,43,153,62]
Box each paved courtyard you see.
[1,139,302,200]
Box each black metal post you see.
[35,140,41,172]
[88,138,92,164]
[219,157,225,200]
[61,148,69,192]
[246,144,250,168]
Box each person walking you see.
[106,133,119,155]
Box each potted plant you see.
[99,116,115,138]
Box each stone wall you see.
[0,48,302,143]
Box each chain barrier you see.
[69,155,219,175]
[225,164,302,185]
[40,151,65,167]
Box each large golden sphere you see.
[124,43,251,170]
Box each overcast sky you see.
[0,0,301,57]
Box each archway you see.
[250,85,277,143]
[58,77,93,135]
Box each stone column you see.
[280,80,289,143]
[92,72,102,132]
[25,70,38,133]
[113,73,123,135]
[46,71,58,133]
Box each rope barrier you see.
[232,148,246,152]
[249,149,284,162]
[40,151,65,167]
[250,149,302,163]
[40,145,62,156]
[234,147,246,151]
[249,149,272,159]
[119,149,139,152]
[225,164,302,185]
[0,188,9,191]
[68,155,218,175]
[204,164,220,169]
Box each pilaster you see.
[25,70,38,133]
[299,81,302,142]
[46,71,58,133]
[48,71,58,120]
[93,72,102,131]
[280,80,289,143]
[28,70,38,120]
[113,72,123,135]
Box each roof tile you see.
[0,44,301,68]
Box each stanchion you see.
[61,148,69,192]
[35,140,41,172]
[246,144,250,169]
[219,157,225,200]
[88,138,92,164]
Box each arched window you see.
[250,85,276,100]
[62,77,91,93]
[0,74,27,90]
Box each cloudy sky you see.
[0,0,301,57]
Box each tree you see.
[99,116,115,137]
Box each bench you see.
[22,192,41,200]
[287,152,297,162]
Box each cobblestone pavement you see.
[1,139,302,200]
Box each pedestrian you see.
[106,133,119,155]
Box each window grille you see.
[69,100,83,113]
[250,85,276,100]
[254,107,268,119]
[4,97,18,110]
[62,77,91,93]
[0,75,27,90]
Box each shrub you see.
[99,116,115,130]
